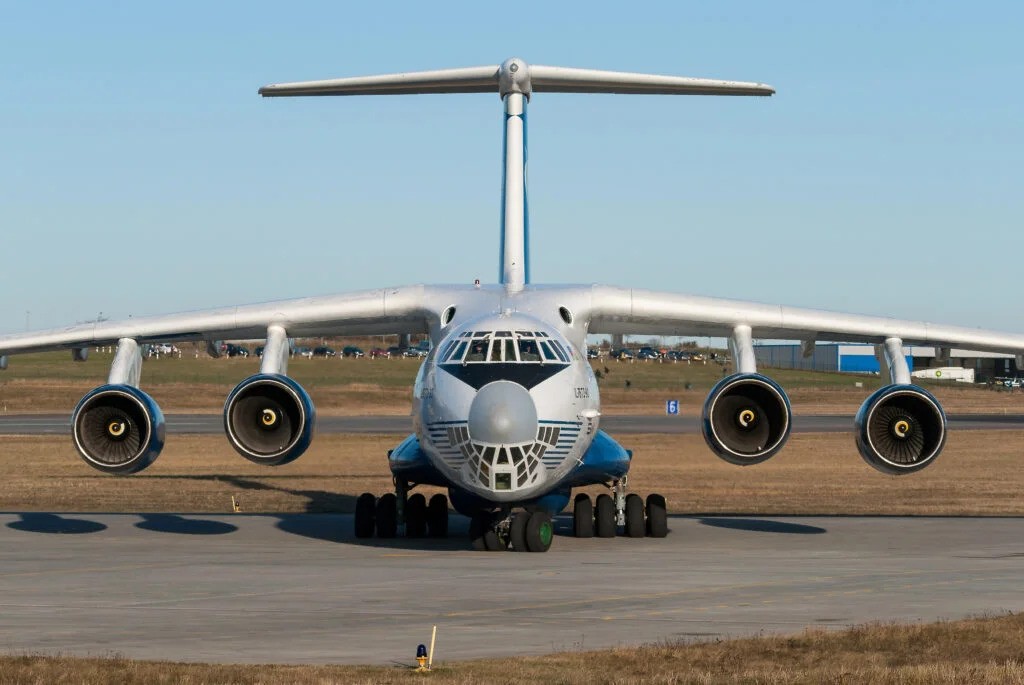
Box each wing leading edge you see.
[0,285,444,356]
[584,285,1024,355]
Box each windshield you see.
[440,330,571,364]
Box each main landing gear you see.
[573,477,668,540]
[354,479,448,540]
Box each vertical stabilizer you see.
[259,59,773,292]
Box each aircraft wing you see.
[0,285,436,357]
[585,285,1024,355]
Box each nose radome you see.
[467,381,537,445]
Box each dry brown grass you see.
[2,430,1023,515]
[3,612,1024,683]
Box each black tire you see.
[483,527,506,551]
[624,493,645,538]
[375,493,398,538]
[646,493,668,538]
[573,494,594,538]
[427,494,448,538]
[469,512,490,551]
[509,511,529,551]
[595,494,616,538]
[354,492,376,539]
[405,493,427,538]
[525,512,554,552]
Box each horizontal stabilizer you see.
[259,65,500,97]
[259,58,774,98]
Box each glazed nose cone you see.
[467,381,537,444]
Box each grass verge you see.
[3,612,1024,683]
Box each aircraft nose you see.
[467,381,537,444]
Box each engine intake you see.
[224,374,315,466]
[702,373,792,465]
[72,385,165,474]
[855,384,946,475]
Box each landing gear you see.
[524,511,554,552]
[469,512,506,551]
[375,493,398,538]
[405,493,427,538]
[573,494,594,538]
[624,493,645,538]
[571,479,669,540]
[472,510,553,553]
[594,493,616,538]
[354,481,449,540]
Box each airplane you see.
[3,57,1024,553]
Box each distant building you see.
[754,343,1017,382]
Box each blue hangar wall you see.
[754,343,914,374]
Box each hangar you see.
[754,343,1018,382]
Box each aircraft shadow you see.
[135,513,237,535]
[6,512,107,534]
[696,517,827,535]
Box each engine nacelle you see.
[224,374,316,466]
[702,373,792,466]
[72,385,165,474]
[855,384,946,475]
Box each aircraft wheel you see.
[595,494,616,538]
[509,511,529,551]
[376,493,398,538]
[525,512,554,553]
[624,493,645,538]
[354,492,376,539]
[405,493,427,538]
[427,494,448,538]
[573,494,594,538]
[646,493,668,538]
[468,511,491,548]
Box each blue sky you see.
[2,1,1021,335]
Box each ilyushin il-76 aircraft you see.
[3,58,1024,553]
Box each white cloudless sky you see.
[1,1,1021,334]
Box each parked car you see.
[342,346,365,358]
[386,346,404,358]
[637,346,660,360]
[223,343,249,358]
[586,347,599,359]
[292,346,313,358]
[148,343,179,357]
[368,347,389,359]
[312,346,336,357]
[253,345,264,358]
[403,347,427,358]
[611,348,634,360]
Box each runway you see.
[0,513,1022,664]
[1,412,1023,435]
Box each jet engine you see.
[702,373,792,465]
[855,385,946,475]
[72,385,165,474]
[224,374,316,466]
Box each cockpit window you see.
[442,330,570,365]
[518,339,541,362]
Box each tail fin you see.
[260,59,773,293]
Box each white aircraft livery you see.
[3,58,1024,552]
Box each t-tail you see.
[259,58,774,293]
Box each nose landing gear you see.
[469,510,554,552]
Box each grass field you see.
[3,348,1023,416]
[3,430,1024,515]
[4,612,1024,683]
